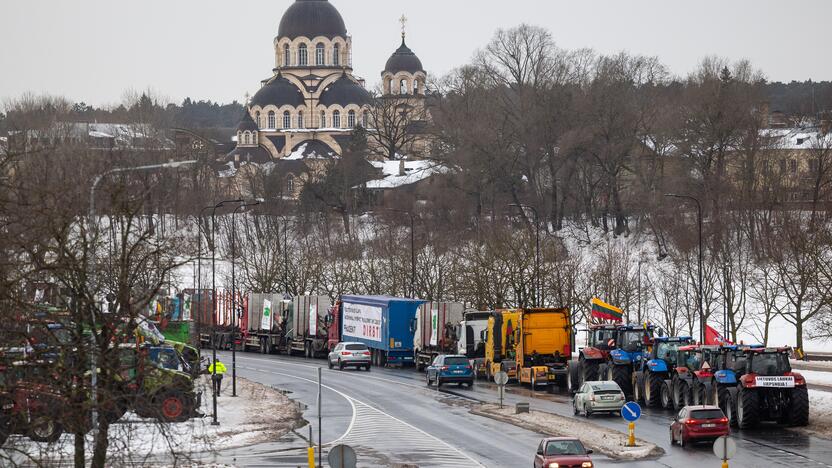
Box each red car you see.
[670,405,730,447]
[534,437,594,468]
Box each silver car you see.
[328,342,372,371]
[573,380,626,417]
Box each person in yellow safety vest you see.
[208,359,228,396]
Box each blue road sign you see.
[621,401,642,422]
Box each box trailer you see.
[413,302,465,371]
[338,295,424,367]
[244,293,292,354]
[286,295,332,357]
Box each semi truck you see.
[485,308,572,388]
[413,302,464,371]
[287,295,332,358]
[329,295,424,367]
[457,310,491,377]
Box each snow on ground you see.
[798,369,832,386]
[472,404,662,460]
[10,376,302,466]
[796,390,832,440]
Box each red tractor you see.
[733,347,809,428]
[670,344,718,409]
[568,324,617,392]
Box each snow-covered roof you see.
[283,142,338,160]
[763,127,832,150]
[363,159,448,190]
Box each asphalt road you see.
[206,351,832,468]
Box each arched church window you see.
[268,111,276,129]
[255,111,261,128]
[298,111,304,129]
[332,110,341,128]
[362,111,370,128]
[333,44,341,66]
[316,43,325,66]
[348,110,356,128]
[414,79,420,94]
[283,111,291,129]
[400,79,408,95]
[298,44,308,66]
[320,110,326,128]
[283,44,290,67]
[387,79,393,94]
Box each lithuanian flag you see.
[591,298,623,323]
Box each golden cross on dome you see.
[399,14,408,39]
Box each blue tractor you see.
[633,336,694,408]
[599,324,655,398]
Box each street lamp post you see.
[230,200,261,398]
[88,160,197,438]
[209,198,244,425]
[196,205,214,348]
[665,194,704,344]
[509,204,540,307]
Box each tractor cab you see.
[732,347,808,429]
[586,324,618,351]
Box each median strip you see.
[471,404,663,461]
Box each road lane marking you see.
[235,360,484,467]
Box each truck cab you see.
[484,310,521,381]
[457,311,490,377]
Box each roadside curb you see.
[470,405,664,461]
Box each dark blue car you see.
[426,354,474,388]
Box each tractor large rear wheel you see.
[718,387,736,427]
[581,360,599,383]
[567,361,580,393]
[645,373,663,408]
[611,365,632,397]
[787,387,809,427]
[28,416,63,443]
[737,387,759,429]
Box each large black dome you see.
[319,74,372,107]
[250,74,306,108]
[384,38,424,74]
[278,0,347,40]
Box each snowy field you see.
[803,390,832,439]
[798,369,832,386]
[6,376,301,466]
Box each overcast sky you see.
[2,0,830,107]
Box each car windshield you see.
[345,344,368,351]
[690,409,725,420]
[444,357,469,366]
[590,383,619,393]
[750,352,790,376]
[546,440,586,456]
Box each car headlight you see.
[548,463,559,468]
[582,462,593,468]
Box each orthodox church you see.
[226,0,428,166]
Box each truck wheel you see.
[645,373,663,408]
[718,387,735,427]
[673,379,688,410]
[612,365,632,397]
[787,387,809,426]
[328,358,333,370]
[156,391,193,423]
[633,373,643,403]
[737,387,759,429]
[28,416,63,443]
[567,361,580,394]
[693,383,707,406]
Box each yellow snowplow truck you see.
[484,308,572,389]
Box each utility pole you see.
[230,200,261,397]
[210,198,244,425]
[665,194,704,344]
[89,160,197,439]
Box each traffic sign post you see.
[713,436,736,468]
[621,401,642,447]
[495,371,509,409]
